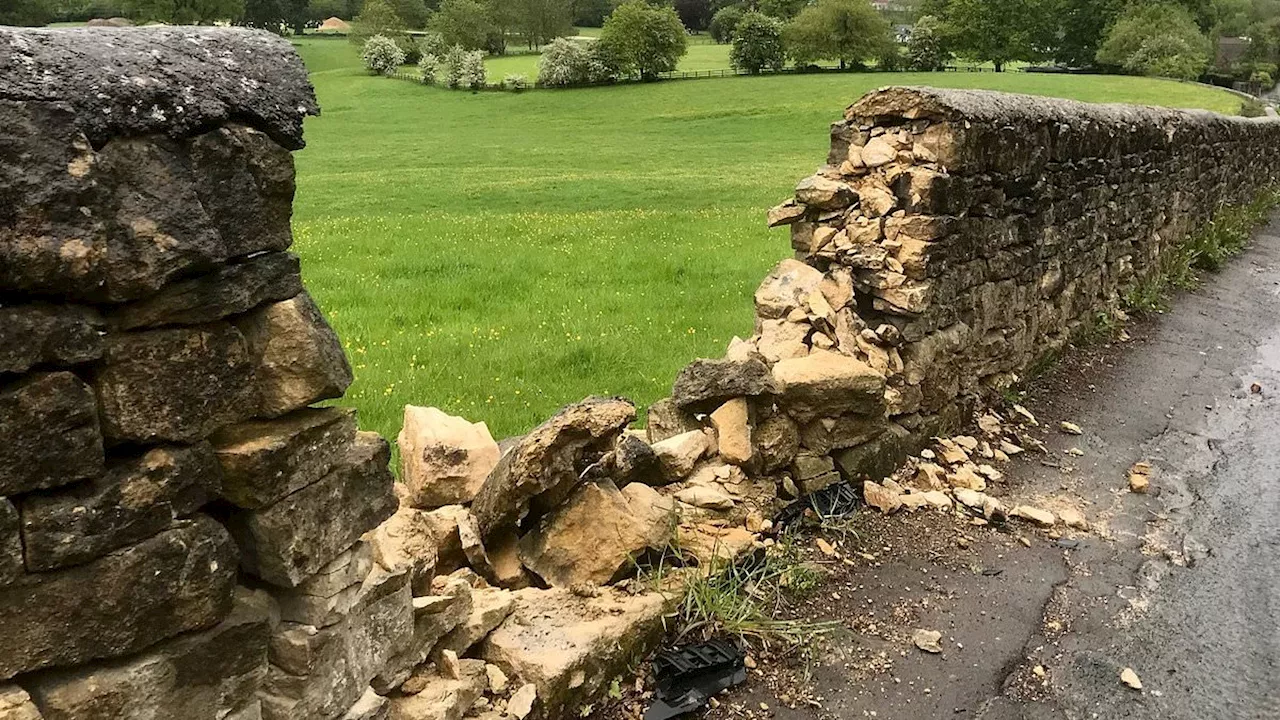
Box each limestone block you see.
[188,124,297,260]
[772,351,886,423]
[0,686,41,720]
[372,573,473,694]
[0,501,20,586]
[709,398,752,465]
[429,586,515,662]
[212,407,358,509]
[398,406,500,509]
[343,689,389,720]
[518,481,675,587]
[797,413,887,455]
[752,414,799,474]
[644,398,700,444]
[650,430,710,482]
[471,397,635,541]
[228,432,397,587]
[262,569,413,720]
[0,516,238,680]
[794,174,855,210]
[0,372,103,496]
[19,442,222,571]
[94,323,259,444]
[754,259,824,320]
[108,252,302,330]
[612,433,663,486]
[479,588,667,719]
[0,304,103,374]
[388,660,485,720]
[365,506,452,595]
[275,543,376,628]
[670,357,775,411]
[235,292,352,418]
[24,588,271,720]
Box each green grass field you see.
[290,36,1243,442]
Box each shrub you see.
[361,34,406,75]
[730,12,784,74]
[418,53,440,84]
[459,50,488,89]
[503,73,530,91]
[708,5,743,43]
[443,44,467,88]
[600,0,689,80]
[417,30,447,59]
[907,14,950,71]
[538,37,593,86]
[1251,69,1274,87]
[1241,98,1267,117]
[877,44,906,71]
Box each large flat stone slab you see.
[0,304,102,374]
[24,588,271,720]
[19,443,222,571]
[0,372,103,496]
[234,292,352,418]
[0,516,238,681]
[228,432,397,587]
[262,569,412,720]
[93,323,259,444]
[212,407,358,509]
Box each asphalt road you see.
[708,217,1280,720]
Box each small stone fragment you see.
[709,398,753,466]
[1120,667,1142,690]
[912,629,943,653]
[651,430,710,481]
[1059,421,1083,435]
[485,664,508,694]
[1128,461,1153,494]
[506,684,537,720]
[862,480,902,514]
[1011,505,1056,527]
[1057,507,1088,530]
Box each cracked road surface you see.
[709,219,1280,720]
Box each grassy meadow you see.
[290,36,1243,442]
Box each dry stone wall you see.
[5,25,1280,720]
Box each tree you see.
[514,0,574,49]
[759,0,809,20]
[1096,2,1210,79]
[674,0,713,29]
[390,0,429,27]
[123,0,244,22]
[783,0,892,69]
[940,0,1054,71]
[429,0,492,50]
[570,0,611,26]
[1052,0,1124,67]
[0,0,53,25]
[239,0,309,32]
[353,0,407,42]
[730,11,785,72]
[907,13,951,69]
[599,0,689,79]
[708,4,743,42]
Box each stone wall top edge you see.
[0,27,319,150]
[847,85,1280,131]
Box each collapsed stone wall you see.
[6,24,1280,720]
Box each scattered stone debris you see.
[912,629,943,653]
[1059,421,1083,435]
[1251,382,1263,394]
[1120,667,1143,690]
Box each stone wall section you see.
[6,26,1280,720]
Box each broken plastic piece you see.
[644,638,747,719]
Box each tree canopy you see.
[730,10,785,72]
[1096,2,1211,79]
[599,0,689,79]
[783,0,892,69]
[708,4,743,42]
[122,0,244,22]
[940,0,1055,70]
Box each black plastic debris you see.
[773,481,860,529]
[981,568,1004,576]
[644,638,748,720]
